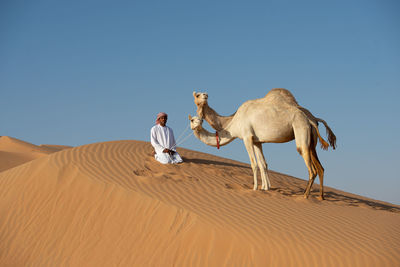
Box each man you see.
[150,112,183,164]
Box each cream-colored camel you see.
[192,88,336,200]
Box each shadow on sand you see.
[273,187,400,213]
[323,191,400,213]
[182,157,251,169]
[183,156,400,213]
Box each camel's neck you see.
[193,127,235,147]
[197,104,234,131]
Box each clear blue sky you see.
[1,0,399,204]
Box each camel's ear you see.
[188,115,192,120]
[193,91,196,97]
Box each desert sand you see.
[0,136,399,266]
[0,136,71,172]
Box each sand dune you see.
[0,138,399,266]
[0,136,70,172]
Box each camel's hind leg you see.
[243,136,259,190]
[254,143,271,190]
[302,127,326,200]
[310,146,325,200]
[293,122,317,199]
[302,148,317,199]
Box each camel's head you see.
[188,115,203,131]
[193,91,208,107]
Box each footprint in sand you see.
[155,172,183,182]
[132,169,150,176]
[132,168,185,183]
[186,175,199,182]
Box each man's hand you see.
[162,148,175,155]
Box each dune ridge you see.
[0,139,399,266]
[0,136,70,172]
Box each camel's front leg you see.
[243,137,259,190]
[254,143,271,190]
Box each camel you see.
[191,88,336,200]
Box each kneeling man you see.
[150,112,183,164]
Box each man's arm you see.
[150,127,165,153]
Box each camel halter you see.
[216,131,220,149]
[170,123,193,150]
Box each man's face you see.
[159,116,167,126]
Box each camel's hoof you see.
[303,194,309,199]
[317,196,325,201]
[253,187,258,191]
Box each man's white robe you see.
[150,124,183,164]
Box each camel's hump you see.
[264,88,299,105]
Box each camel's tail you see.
[309,118,337,150]
[317,118,337,150]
